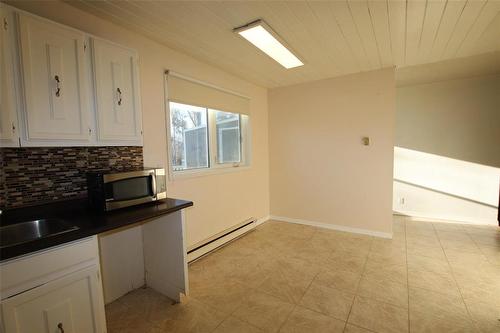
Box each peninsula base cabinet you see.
[1,265,106,333]
[0,237,107,333]
[0,210,190,333]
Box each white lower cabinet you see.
[1,265,106,333]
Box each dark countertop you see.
[0,198,193,262]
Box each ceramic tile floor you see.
[106,216,500,332]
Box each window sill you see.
[170,165,251,181]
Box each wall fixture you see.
[362,137,370,146]
[234,19,304,69]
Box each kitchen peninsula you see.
[0,198,193,332]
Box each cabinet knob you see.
[54,75,61,97]
[57,323,65,333]
[116,87,122,106]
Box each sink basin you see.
[0,219,79,248]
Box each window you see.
[168,102,249,175]
[169,102,208,171]
[166,72,250,176]
[214,110,241,164]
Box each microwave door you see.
[104,173,156,210]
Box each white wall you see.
[269,69,396,237]
[393,147,498,224]
[395,74,500,224]
[8,1,270,247]
[396,74,500,168]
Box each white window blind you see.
[166,71,250,115]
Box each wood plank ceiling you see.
[67,0,500,88]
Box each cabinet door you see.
[92,38,142,145]
[18,14,91,143]
[0,7,19,147]
[1,265,106,333]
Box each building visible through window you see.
[170,102,208,171]
[169,102,248,174]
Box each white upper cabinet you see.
[17,13,91,144]
[0,7,20,147]
[91,38,142,145]
[4,6,144,147]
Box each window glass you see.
[169,102,209,171]
[214,110,241,164]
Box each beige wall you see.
[394,74,500,224]
[396,74,500,168]
[268,69,396,235]
[8,1,270,246]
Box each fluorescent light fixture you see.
[234,20,304,69]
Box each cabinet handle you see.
[116,87,122,106]
[57,323,65,333]
[54,75,61,97]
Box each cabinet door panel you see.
[0,7,19,146]
[18,14,90,142]
[92,38,142,144]
[1,265,105,333]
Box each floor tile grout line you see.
[466,226,496,266]
[344,322,379,333]
[343,235,373,332]
[205,302,235,333]
[432,221,477,330]
[276,304,297,333]
[226,281,294,332]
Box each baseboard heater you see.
[187,218,256,262]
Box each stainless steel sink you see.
[0,219,79,248]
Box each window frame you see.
[165,100,251,181]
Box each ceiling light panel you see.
[235,20,303,69]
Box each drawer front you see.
[0,237,99,299]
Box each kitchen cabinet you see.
[3,5,145,147]
[0,237,106,333]
[17,13,91,145]
[92,38,142,145]
[0,6,19,147]
[1,265,106,333]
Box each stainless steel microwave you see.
[87,168,167,211]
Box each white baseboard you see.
[256,215,271,226]
[393,210,497,226]
[269,215,393,239]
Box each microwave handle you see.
[150,172,157,197]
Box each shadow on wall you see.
[395,74,500,169]
[393,147,499,225]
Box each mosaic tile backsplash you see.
[0,146,143,209]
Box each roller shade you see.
[167,72,250,115]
